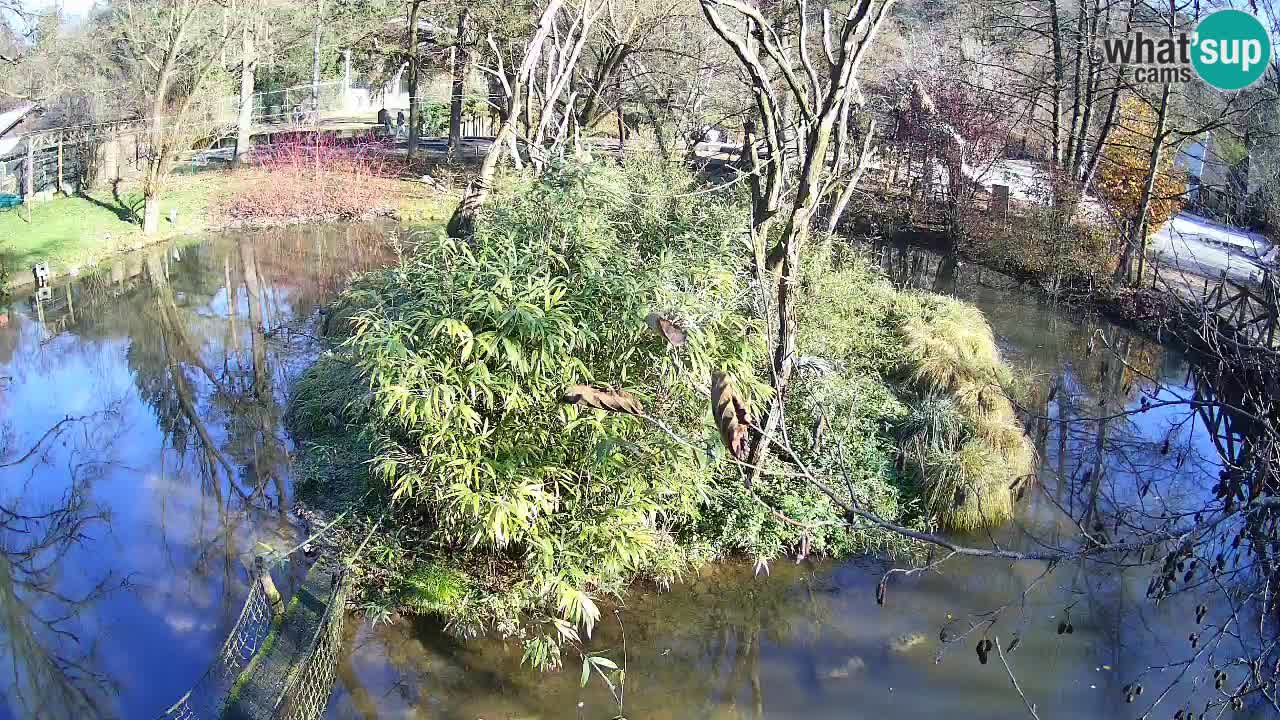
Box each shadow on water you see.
[0,223,394,719]
[326,240,1271,719]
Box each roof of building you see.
[0,104,37,156]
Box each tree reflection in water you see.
[0,223,395,718]
[0,414,120,720]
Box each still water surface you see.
[0,224,391,719]
[0,229,1255,719]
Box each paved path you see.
[1150,212,1273,285]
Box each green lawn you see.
[0,178,221,284]
[0,170,456,290]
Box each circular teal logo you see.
[1192,10,1273,91]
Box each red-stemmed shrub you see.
[224,132,405,224]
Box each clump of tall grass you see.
[897,296,1011,396]
[893,296,1035,531]
[795,245,1035,533]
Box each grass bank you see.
[0,167,454,291]
[0,174,222,283]
[286,159,1034,669]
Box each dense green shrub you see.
[288,159,1034,667]
[297,158,767,663]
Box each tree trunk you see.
[22,139,33,223]
[1047,0,1065,170]
[1076,0,1135,201]
[407,0,423,158]
[447,0,564,238]
[1116,82,1171,283]
[575,45,628,131]
[234,22,256,165]
[447,7,470,163]
[826,119,877,234]
[311,0,323,109]
[615,74,626,158]
[143,185,162,234]
[143,57,178,236]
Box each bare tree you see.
[112,0,233,234]
[447,0,606,237]
[405,0,424,158]
[698,0,893,479]
[445,6,470,162]
[234,4,259,165]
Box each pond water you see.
[0,229,1261,719]
[0,224,393,719]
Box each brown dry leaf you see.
[710,372,752,460]
[645,313,687,348]
[561,384,644,415]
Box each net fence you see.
[156,567,276,720]
[270,569,349,720]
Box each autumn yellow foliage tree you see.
[1096,96,1187,262]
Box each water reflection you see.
[0,223,392,718]
[328,241,1263,719]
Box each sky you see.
[2,0,96,37]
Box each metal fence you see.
[217,81,349,127]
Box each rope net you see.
[157,568,276,720]
[272,571,350,720]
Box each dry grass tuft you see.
[894,295,1035,531]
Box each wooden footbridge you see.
[157,553,350,720]
[1193,269,1280,350]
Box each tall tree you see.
[406,0,423,157]
[113,0,232,235]
[699,0,893,478]
[446,6,469,162]
[234,9,258,165]
[311,0,325,109]
[447,0,598,237]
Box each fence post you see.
[255,555,284,614]
[57,135,63,194]
[23,139,34,222]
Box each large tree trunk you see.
[407,0,423,158]
[234,22,256,166]
[142,182,162,234]
[1047,0,1065,170]
[143,53,179,236]
[447,7,470,162]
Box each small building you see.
[0,103,39,196]
[1178,133,1260,220]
